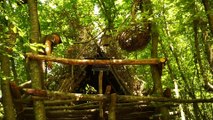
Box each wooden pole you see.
[26,53,166,65]
[99,71,103,94]
[109,93,116,120]
[99,71,104,120]
[23,89,213,103]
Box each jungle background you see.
[0,0,213,120]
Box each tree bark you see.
[201,0,213,80]
[202,0,213,35]
[193,19,213,91]
[0,10,16,120]
[1,56,16,120]
[149,0,169,118]
[161,6,186,119]
[27,0,46,120]
[151,22,163,96]
[170,41,203,120]
[200,28,213,74]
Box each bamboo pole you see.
[26,53,166,65]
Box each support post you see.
[99,71,104,120]
[108,93,116,120]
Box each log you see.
[24,114,95,120]
[44,100,98,107]
[46,117,95,120]
[23,89,107,101]
[44,100,76,106]
[23,89,213,103]
[117,95,213,103]
[24,103,99,111]
[23,102,175,112]
[117,111,154,120]
[26,53,166,65]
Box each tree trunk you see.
[151,22,170,120]
[201,0,213,35]
[0,23,16,120]
[27,0,46,120]
[145,0,170,119]
[201,0,213,77]
[200,28,213,74]
[1,56,16,120]
[170,43,202,120]
[161,6,186,119]
[193,19,213,91]
[151,23,163,95]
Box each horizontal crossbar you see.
[26,53,166,65]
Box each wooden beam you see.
[23,89,213,103]
[26,53,166,65]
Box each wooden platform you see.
[14,89,179,120]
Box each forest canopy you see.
[0,0,213,120]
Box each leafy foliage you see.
[0,0,213,119]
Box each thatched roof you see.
[49,44,140,95]
[45,41,146,96]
